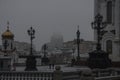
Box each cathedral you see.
[0,22,17,71]
[94,0,120,65]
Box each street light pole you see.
[76,25,80,61]
[27,27,35,55]
[91,13,107,50]
[43,44,47,57]
[25,26,37,71]
[88,13,111,69]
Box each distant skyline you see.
[0,0,94,51]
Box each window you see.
[11,42,13,49]
[107,1,112,24]
[0,61,3,68]
[106,40,112,54]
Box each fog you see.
[0,0,94,50]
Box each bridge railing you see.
[0,66,94,80]
[95,75,120,80]
[0,71,53,80]
[92,68,120,77]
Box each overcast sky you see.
[0,0,94,50]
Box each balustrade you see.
[0,72,53,80]
[0,66,96,80]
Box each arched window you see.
[107,1,112,24]
[106,40,112,54]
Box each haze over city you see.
[0,0,94,50]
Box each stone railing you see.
[0,71,53,80]
[95,75,120,80]
[92,68,120,77]
[0,66,94,80]
[92,68,120,80]
[2,67,120,80]
[62,72,80,80]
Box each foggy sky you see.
[0,0,94,51]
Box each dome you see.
[2,21,14,39]
[2,29,14,39]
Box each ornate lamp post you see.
[76,25,80,61]
[27,27,35,55]
[25,27,37,71]
[91,13,107,50]
[88,13,111,69]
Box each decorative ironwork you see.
[91,13,107,50]
[101,30,107,36]
[88,13,111,69]
[27,27,35,55]
[110,30,116,35]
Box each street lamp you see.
[88,13,111,69]
[25,26,37,71]
[76,25,80,61]
[43,44,47,57]
[91,13,107,50]
[27,27,35,55]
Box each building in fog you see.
[14,41,31,55]
[64,39,95,54]
[94,0,120,64]
[43,39,95,64]
[14,41,37,55]
[14,41,41,66]
[46,33,64,52]
[64,39,95,60]
[14,41,38,65]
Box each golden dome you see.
[2,30,14,38]
[2,21,14,39]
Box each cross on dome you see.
[7,21,10,30]
[1,21,14,39]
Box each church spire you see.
[77,25,79,30]
[77,25,80,35]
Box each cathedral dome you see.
[1,22,14,39]
[2,29,14,39]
